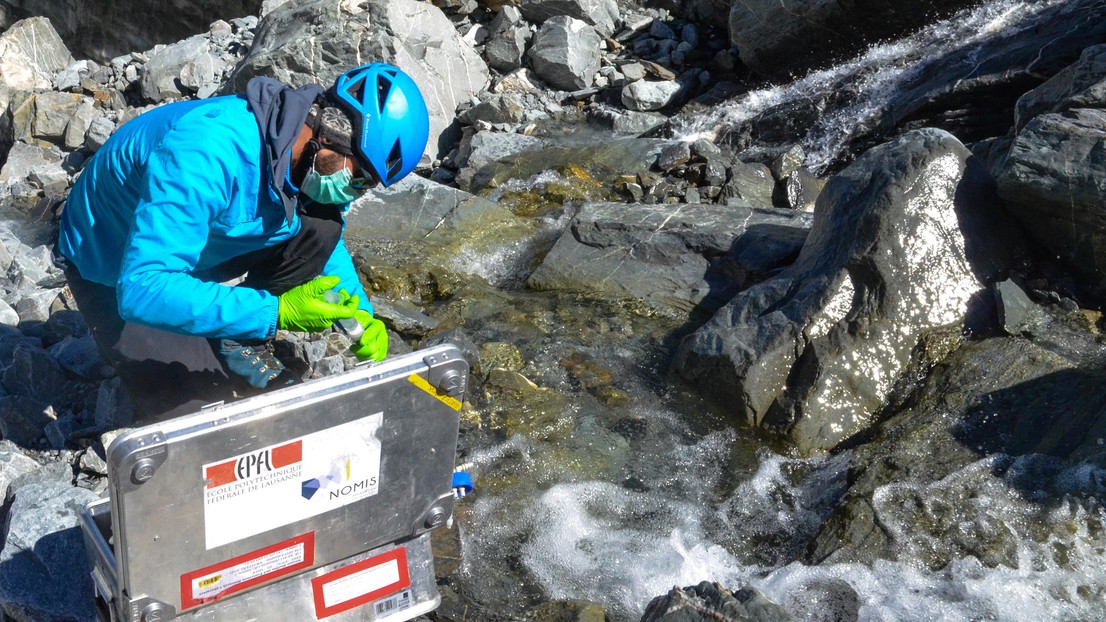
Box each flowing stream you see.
[420,0,1106,619]
[670,0,1072,174]
[444,288,1106,621]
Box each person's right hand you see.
[277,275,357,333]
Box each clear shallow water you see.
[458,399,1106,621]
[439,0,1106,608]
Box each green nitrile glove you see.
[351,309,388,362]
[277,275,357,333]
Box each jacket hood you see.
[245,77,325,223]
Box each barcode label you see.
[374,590,412,616]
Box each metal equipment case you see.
[80,344,468,622]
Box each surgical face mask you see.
[301,155,362,205]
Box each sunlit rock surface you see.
[676,128,1024,454]
[808,311,1106,569]
[0,17,72,91]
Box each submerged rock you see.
[676,128,1024,453]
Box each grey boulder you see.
[225,0,489,163]
[527,16,602,92]
[529,201,810,316]
[677,128,1024,453]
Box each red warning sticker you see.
[180,532,315,610]
[311,548,410,619]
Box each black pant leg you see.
[65,266,238,424]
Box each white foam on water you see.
[755,454,1106,621]
[462,439,1106,620]
[520,481,750,617]
[671,0,1070,173]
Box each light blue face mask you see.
[301,155,361,205]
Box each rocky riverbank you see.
[0,0,1104,620]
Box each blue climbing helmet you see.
[327,63,430,187]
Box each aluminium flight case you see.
[79,344,468,622]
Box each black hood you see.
[245,77,325,223]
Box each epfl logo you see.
[235,450,274,480]
[205,440,303,489]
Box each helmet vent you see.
[377,75,393,113]
[344,77,368,105]
[386,140,403,180]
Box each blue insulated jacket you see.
[58,94,371,340]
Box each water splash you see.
[756,454,1106,621]
[671,0,1068,174]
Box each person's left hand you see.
[351,309,388,362]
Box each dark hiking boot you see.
[214,339,296,389]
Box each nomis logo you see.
[206,440,303,489]
[328,477,378,500]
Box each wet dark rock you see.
[776,168,824,212]
[372,298,440,338]
[1014,43,1106,130]
[421,327,480,371]
[769,146,805,181]
[454,131,547,191]
[994,279,1045,336]
[656,141,690,171]
[777,578,860,622]
[720,162,775,209]
[526,599,608,621]
[529,201,810,317]
[728,0,981,81]
[808,315,1106,568]
[641,582,797,622]
[861,0,1106,159]
[470,137,668,192]
[995,108,1106,301]
[677,129,1026,453]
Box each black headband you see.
[306,103,355,157]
